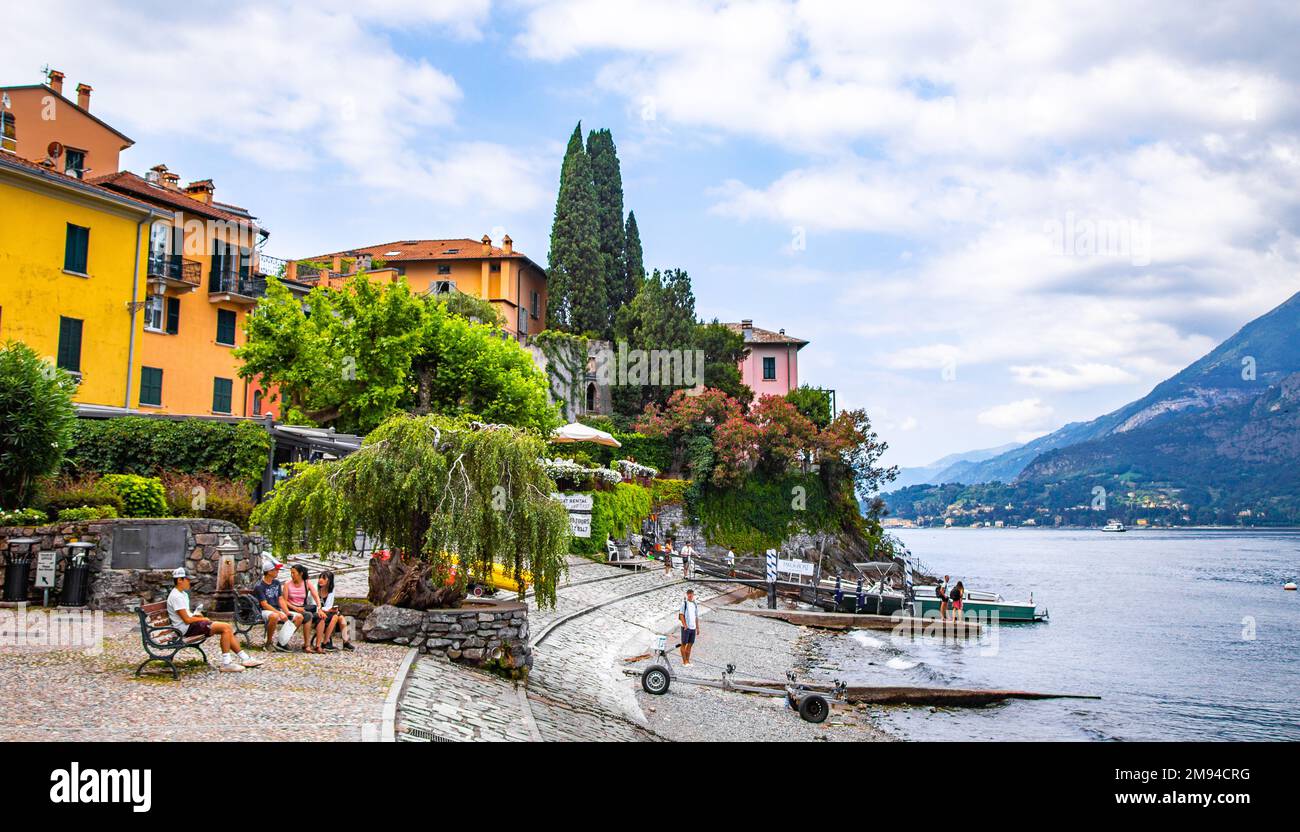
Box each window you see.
[762,356,777,381]
[64,223,90,274]
[57,316,83,373]
[252,390,263,416]
[212,377,233,413]
[0,111,15,153]
[437,265,451,275]
[530,290,540,319]
[165,297,180,335]
[489,263,501,273]
[143,295,165,331]
[216,308,236,345]
[140,367,163,406]
[64,148,86,179]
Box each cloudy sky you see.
[8,1,1300,467]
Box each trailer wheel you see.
[798,694,830,724]
[641,665,671,695]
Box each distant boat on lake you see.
[1101,520,1127,532]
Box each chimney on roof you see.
[146,164,167,184]
[184,179,214,204]
[48,70,65,97]
[741,319,753,342]
[75,83,92,111]
[502,234,513,255]
[481,234,492,256]
[161,171,181,190]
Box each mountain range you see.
[884,290,1300,525]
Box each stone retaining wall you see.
[362,602,531,671]
[0,519,263,611]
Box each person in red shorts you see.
[166,568,262,672]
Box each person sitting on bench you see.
[315,570,355,651]
[252,558,296,652]
[166,568,262,672]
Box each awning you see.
[550,422,622,448]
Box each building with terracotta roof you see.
[290,234,547,339]
[1,68,132,179]
[723,319,809,399]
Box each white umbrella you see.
[550,422,622,448]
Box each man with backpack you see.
[678,589,700,667]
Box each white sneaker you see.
[219,662,245,673]
[239,655,263,668]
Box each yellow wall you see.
[0,171,151,407]
[137,214,263,417]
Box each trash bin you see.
[58,542,95,607]
[2,538,38,602]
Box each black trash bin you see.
[3,556,31,602]
[59,562,90,607]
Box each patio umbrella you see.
[550,422,622,448]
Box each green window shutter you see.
[165,297,180,334]
[216,308,236,345]
[64,224,89,273]
[57,316,83,372]
[140,367,163,406]
[762,356,776,380]
[212,377,233,413]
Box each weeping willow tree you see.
[252,414,572,609]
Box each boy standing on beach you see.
[678,589,699,666]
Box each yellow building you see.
[0,151,164,407]
[291,236,549,339]
[92,166,304,418]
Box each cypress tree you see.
[547,122,607,334]
[624,210,646,290]
[586,128,628,329]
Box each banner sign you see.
[778,558,814,577]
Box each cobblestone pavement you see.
[0,611,407,741]
[396,557,736,742]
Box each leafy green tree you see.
[785,385,833,428]
[252,414,571,610]
[547,122,607,335]
[0,342,77,508]
[586,128,629,324]
[625,210,645,288]
[696,320,752,409]
[612,267,698,415]
[237,276,559,435]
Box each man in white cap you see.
[167,568,263,672]
[252,555,299,651]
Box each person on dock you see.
[950,580,966,621]
[678,588,699,666]
[937,575,950,620]
[681,542,696,578]
[663,539,675,575]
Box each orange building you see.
[92,166,305,418]
[1,69,132,179]
[291,236,548,339]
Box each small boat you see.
[1285,581,1297,591]
[909,584,1047,622]
[1101,520,1127,532]
[816,562,1048,622]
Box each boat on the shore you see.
[1101,520,1127,532]
[813,562,1048,622]
[909,584,1046,622]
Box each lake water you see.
[808,528,1300,741]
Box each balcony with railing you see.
[208,271,267,305]
[146,255,201,290]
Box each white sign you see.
[765,549,778,583]
[35,551,57,588]
[569,513,592,538]
[552,493,594,511]
[778,558,814,577]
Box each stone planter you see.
[362,601,532,670]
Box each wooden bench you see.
[135,601,211,679]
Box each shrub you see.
[100,474,168,518]
[569,482,652,557]
[0,507,48,526]
[699,473,832,553]
[651,478,690,507]
[40,476,126,516]
[161,473,255,529]
[0,342,78,508]
[56,505,119,522]
[65,417,272,489]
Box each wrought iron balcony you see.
[208,272,267,304]
[146,255,201,288]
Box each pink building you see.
[724,320,808,399]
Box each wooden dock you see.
[724,605,983,637]
[606,557,654,572]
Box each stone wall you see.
[362,601,531,671]
[0,519,263,611]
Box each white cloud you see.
[3,2,541,212]
[1010,363,1137,392]
[978,398,1055,431]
